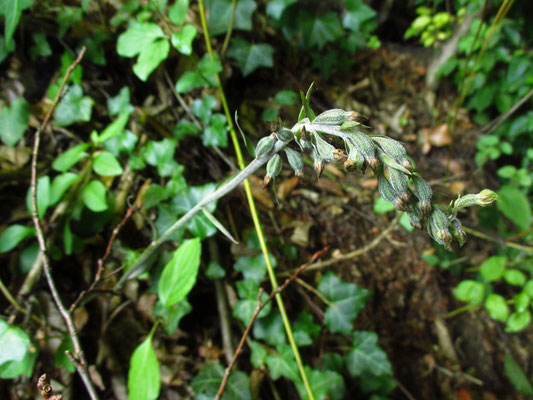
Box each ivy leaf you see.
[94,111,131,144]
[127,328,160,400]
[175,54,222,93]
[93,151,124,176]
[265,344,299,382]
[0,319,37,379]
[227,38,274,76]
[0,97,30,147]
[266,0,296,20]
[343,0,377,34]
[250,341,267,367]
[318,272,370,334]
[345,331,393,377]
[497,185,531,231]
[274,89,298,106]
[233,279,271,325]
[107,86,134,116]
[0,225,35,253]
[299,12,343,50]
[172,183,218,238]
[253,311,286,346]
[192,94,217,123]
[205,0,257,36]
[293,312,321,346]
[203,113,228,146]
[54,84,94,127]
[30,32,52,59]
[169,0,189,26]
[234,254,277,284]
[171,24,197,55]
[82,180,108,212]
[133,38,169,81]
[52,143,90,172]
[296,367,346,400]
[0,0,33,48]
[158,238,201,307]
[153,299,192,335]
[191,363,251,400]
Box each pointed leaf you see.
[52,143,90,172]
[158,238,201,307]
[0,319,37,379]
[227,38,274,76]
[0,97,30,147]
[93,151,123,176]
[133,38,169,81]
[205,0,257,36]
[201,208,237,243]
[345,331,392,377]
[191,363,251,400]
[171,24,197,55]
[82,180,108,212]
[0,225,36,253]
[127,329,160,400]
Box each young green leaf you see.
[117,22,166,57]
[0,225,36,253]
[158,238,201,307]
[266,0,296,20]
[93,151,124,176]
[107,87,134,116]
[234,254,277,284]
[453,280,485,305]
[505,311,531,333]
[0,97,30,147]
[172,183,218,238]
[299,12,343,50]
[504,354,533,396]
[497,185,531,231]
[253,311,286,346]
[265,344,300,382]
[82,180,108,212]
[94,110,131,144]
[275,90,299,106]
[293,312,321,346]
[345,331,393,377]
[318,272,370,334]
[503,269,527,286]
[26,175,50,218]
[171,24,197,55]
[132,38,169,81]
[203,113,228,147]
[54,336,75,373]
[127,328,160,400]
[296,367,346,400]
[175,54,222,93]
[169,0,189,26]
[1,0,33,49]
[54,84,94,127]
[0,319,38,379]
[484,293,509,322]
[233,279,271,325]
[52,143,90,172]
[480,255,507,282]
[50,172,79,205]
[227,38,274,76]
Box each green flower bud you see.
[284,147,304,177]
[378,170,407,211]
[264,153,282,185]
[312,131,336,162]
[255,135,276,158]
[345,137,365,171]
[372,136,411,170]
[276,127,293,142]
[313,109,348,126]
[412,175,432,216]
[428,208,452,248]
[345,130,378,169]
[452,189,499,214]
[449,217,467,247]
[312,149,324,178]
[407,206,423,230]
[387,166,410,203]
[378,151,411,175]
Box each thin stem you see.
[197,2,315,397]
[0,277,26,314]
[216,248,329,399]
[220,0,238,56]
[445,303,478,318]
[116,141,288,286]
[30,46,99,400]
[462,226,533,253]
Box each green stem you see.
[197,2,315,398]
[0,277,26,314]
[445,303,478,318]
[220,0,238,56]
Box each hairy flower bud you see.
[313,109,348,126]
[276,127,293,142]
[344,130,378,169]
[255,134,276,158]
[372,136,411,170]
[284,147,303,177]
[449,217,467,247]
[312,131,336,162]
[312,149,324,178]
[387,166,410,203]
[452,189,499,213]
[264,154,282,185]
[412,175,432,216]
[428,208,452,249]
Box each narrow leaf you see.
[127,328,160,400]
[201,207,237,243]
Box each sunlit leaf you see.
[127,328,160,400]
[0,320,37,379]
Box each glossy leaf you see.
[169,0,189,25]
[0,0,32,47]
[26,175,50,218]
[107,87,134,116]
[345,331,392,377]
[0,98,30,147]
[52,143,90,172]
[503,269,526,286]
[127,328,160,400]
[82,180,108,212]
[93,151,124,176]
[171,24,197,55]
[133,38,169,81]
[94,111,130,144]
[266,0,296,20]
[227,38,274,76]
[274,89,298,105]
[176,54,222,93]
[299,12,343,50]
[293,312,321,346]
[54,84,94,127]
[0,319,37,379]
[0,225,35,253]
[54,336,75,372]
[158,238,201,307]
[117,22,165,57]
[318,272,370,334]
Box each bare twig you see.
[38,373,63,400]
[287,214,400,275]
[215,247,330,400]
[30,47,99,400]
[480,87,533,135]
[70,206,135,312]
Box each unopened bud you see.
[312,131,336,162]
[255,135,276,158]
[412,175,432,216]
[345,130,377,168]
[264,154,282,185]
[313,149,324,178]
[428,208,453,248]
[452,189,499,213]
[276,127,294,142]
[284,147,304,177]
[332,149,347,162]
[407,206,423,230]
[378,170,398,204]
[449,217,467,247]
[313,109,347,126]
[387,167,410,203]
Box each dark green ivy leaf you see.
[345,331,393,377]
[227,38,274,76]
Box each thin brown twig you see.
[30,46,99,400]
[70,206,134,312]
[215,247,330,400]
